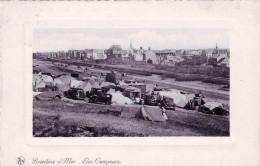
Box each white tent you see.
[33,92,43,97]
[107,89,116,94]
[88,79,101,88]
[70,80,84,88]
[53,78,64,86]
[60,75,75,85]
[40,75,54,85]
[118,81,127,87]
[33,74,45,90]
[57,84,70,92]
[204,102,223,110]
[78,82,92,94]
[107,91,133,105]
[157,91,194,108]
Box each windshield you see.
[147,96,155,100]
[165,98,173,102]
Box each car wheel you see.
[54,95,61,100]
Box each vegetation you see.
[36,57,229,85]
[176,55,207,66]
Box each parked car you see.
[198,102,229,115]
[185,97,205,110]
[195,91,204,98]
[160,96,175,110]
[71,73,79,78]
[144,94,158,106]
[64,88,85,100]
[89,88,112,105]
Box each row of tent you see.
[33,73,101,92]
[33,73,197,107]
[33,72,226,114]
[33,73,137,105]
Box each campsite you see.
[33,59,230,137]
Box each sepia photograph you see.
[32,28,230,137]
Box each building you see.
[207,44,230,65]
[144,48,158,64]
[155,49,175,57]
[91,49,107,60]
[121,50,132,62]
[106,45,122,58]
[220,57,230,68]
[126,41,145,62]
[189,50,202,56]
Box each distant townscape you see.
[33,41,230,137]
[33,42,230,68]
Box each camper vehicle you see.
[64,88,85,100]
[89,88,112,105]
[144,94,158,106]
[123,86,141,104]
[160,96,175,110]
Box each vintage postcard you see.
[1,1,260,166]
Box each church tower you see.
[130,40,133,48]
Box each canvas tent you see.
[33,92,43,97]
[107,91,133,105]
[53,78,64,86]
[57,84,70,92]
[75,80,101,95]
[60,75,75,85]
[78,82,92,94]
[70,80,84,88]
[33,74,47,91]
[204,102,223,110]
[157,91,194,108]
[140,105,166,122]
[146,83,156,93]
[88,79,101,88]
[40,75,54,85]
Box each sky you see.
[33,28,229,52]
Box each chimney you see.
[148,47,151,50]
[140,47,143,50]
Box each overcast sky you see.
[33,28,229,52]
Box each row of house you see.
[34,49,107,61]
[33,43,230,67]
